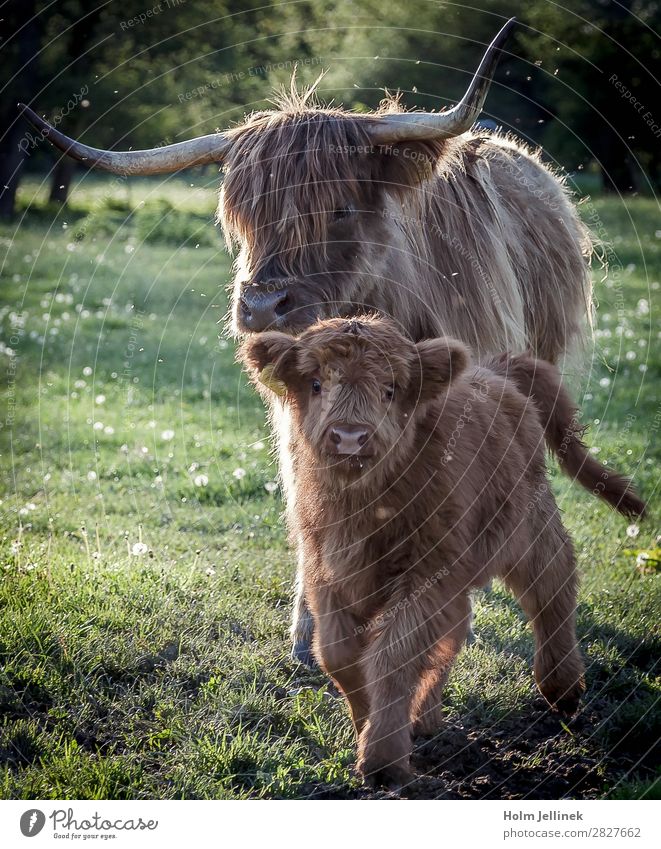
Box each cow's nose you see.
[327,425,372,456]
[240,284,289,331]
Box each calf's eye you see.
[384,386,395,401]
[312,379,322,395]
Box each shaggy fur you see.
[241,316,644,788]
[220,90,594,658]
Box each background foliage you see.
[1,0,660,218]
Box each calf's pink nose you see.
[327,425,371,455]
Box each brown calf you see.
[240,317,644,789]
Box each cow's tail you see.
[490,353,646,518]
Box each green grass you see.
[0,174,659,799]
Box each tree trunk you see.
[49,157,76,205]
[0,120,29,219]
[0,0,40,219]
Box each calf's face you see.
[241,318,469,481]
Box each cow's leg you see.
[290,562,316,667]
[311,589,369,735]
[465,593,476,645]
[358,587,470,788]
[503,531,584,717]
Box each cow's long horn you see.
[367,17,516,144]
[17,104,230,175]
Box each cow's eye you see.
[312,379,322,395]
[332,204,355,221]
[384,386,395,401]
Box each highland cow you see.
[241,316,644,788]
[22,20,594,661]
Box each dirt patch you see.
[300,695,651,800]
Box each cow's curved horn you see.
[367,18,516,144]
[17,103,230,175]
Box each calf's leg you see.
[311,589,369,735]
[504,530,585,717]
[358,590,470,788]
[411,623,467,736]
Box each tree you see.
[0,0,40,219]
[521,0,660,191]
[4,0,659,213]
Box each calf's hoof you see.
[540,677,585,719]
[413,711,443,737]
[291,640,317,668]
[550,689,583,719]
[359,760,412,792]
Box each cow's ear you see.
[410,337,470,402]
[372,139,447,189]
[239,332,298,395]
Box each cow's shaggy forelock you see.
[220,108,375,275]
[219,88,445,275]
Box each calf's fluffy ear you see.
[412,337,470,402]
[239,332,298,393]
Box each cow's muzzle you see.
[325,424,374,457]
[239,280,291,332]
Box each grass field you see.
[0,173,659,799]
